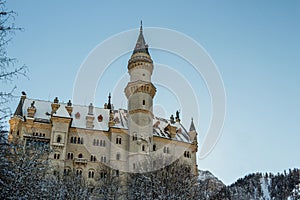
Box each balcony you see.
[74,158,87,165]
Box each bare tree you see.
[0,0,27,135]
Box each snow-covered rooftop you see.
[19,98,191,143]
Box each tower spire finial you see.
[107,93,112,110]
[140,20,143,32]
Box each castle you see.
[9,23,198,179]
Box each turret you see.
[125,22,156,171]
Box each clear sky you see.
[5,0,300,185]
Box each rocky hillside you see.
[199,168,300,200]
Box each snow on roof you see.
[21,98,191,143]
[53,105,71,118]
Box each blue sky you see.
[5,1,300,184]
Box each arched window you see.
[96,139,99,146]
[93,139,96,146]
[100,172,106,179]
[142,100,145,105]
[54,153,60,159]
[101,156,106,163]
[115,170,119,177]
[116,153,120,160]
[78,153,83,158]
[102,140,106,147]
[163,147,169,154]
[80,138,83,144]
[133,133,137,141]
[67,152,74,160]
[78,137,81,144]
[64,168,71,176]
[142,145,145,151]
[100,140,103,146]
[90,155,96,162]
[56,136,61,143]
[153,144,156,151]
[70,137,73,143]
[116,137,122,144]
[88,170,95,179]
[76,169,82,176]
[73,137,77,144]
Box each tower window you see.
[142,145,145,151]
[56,136,61,143]
[116,137,122,144]
[153,144,156,151]
[116,153,121,160]
[78,153,83,158]
[133,133,138,141]
[142,100,145,105]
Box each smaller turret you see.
[51,97,60,114]
[27,101,36,118]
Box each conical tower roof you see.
[133,21,149,55]
[189,118,196,132]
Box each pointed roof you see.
[107,93,112,110]
[14,95,26,116]
[53,105,71,118]
[189,118,196,132]
[133,21,149,55]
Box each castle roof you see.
[132,21,149,55]
[17,98,191,143]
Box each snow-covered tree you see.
[0,139,51,199]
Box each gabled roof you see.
[53,105,71,118]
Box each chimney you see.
[86,103,94,128]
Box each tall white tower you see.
[125,22,156,171]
